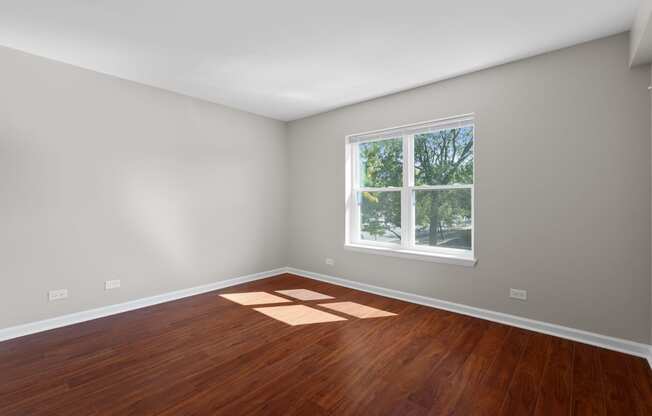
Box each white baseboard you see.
[2,265,651,369]
[0,267,286,343]
[286,267,652,366]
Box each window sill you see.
[344,243,477,267]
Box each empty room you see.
[2,1,652,415]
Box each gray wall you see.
[0,46,288,329]
[287,33,652,343]
[2,33,650,344]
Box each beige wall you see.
[287,33,652,343]
[0,46,288,329]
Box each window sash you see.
[347,115,474,258]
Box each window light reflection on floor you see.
[318,301,397,319]
[219,292,292,305]
[275,289,334,301]
[254,305,347,326]
[219,290,397,325]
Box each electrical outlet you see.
[325,258,335,266]
[48,289,68,301]
[509,288,527,301]
[105,279,121,290]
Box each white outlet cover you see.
[325,258,335,266]
[105,280,121,290]
[48,289,68,301]
[509,288,527,301]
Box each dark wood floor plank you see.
[451,327,530,415]
[406,318,489,409]
[625,354,652,416]
[571,343,606,416]
[427,322,512,415]
[533,337,574,416]
[599,348,640,416]
[498,332,552,416]
[0,273,649,416]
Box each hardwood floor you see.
[1,273,651,415]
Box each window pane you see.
[414,127,473,186]
[358,138,403,187]
[415,189,471,250]
[359,191,401,244]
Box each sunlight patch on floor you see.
[275,289,334,301]
[319,302,397,319]
[219,292,292,305]
[220,288,397,325]
[254,305,347,326]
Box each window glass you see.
[358,138,403,188]
[415,188,472,250]
[414,127,473,186]
[359,191,401,244]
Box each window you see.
[345,114,476,266]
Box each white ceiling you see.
[0,1,640,121]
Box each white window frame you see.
[344,114,477,267]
